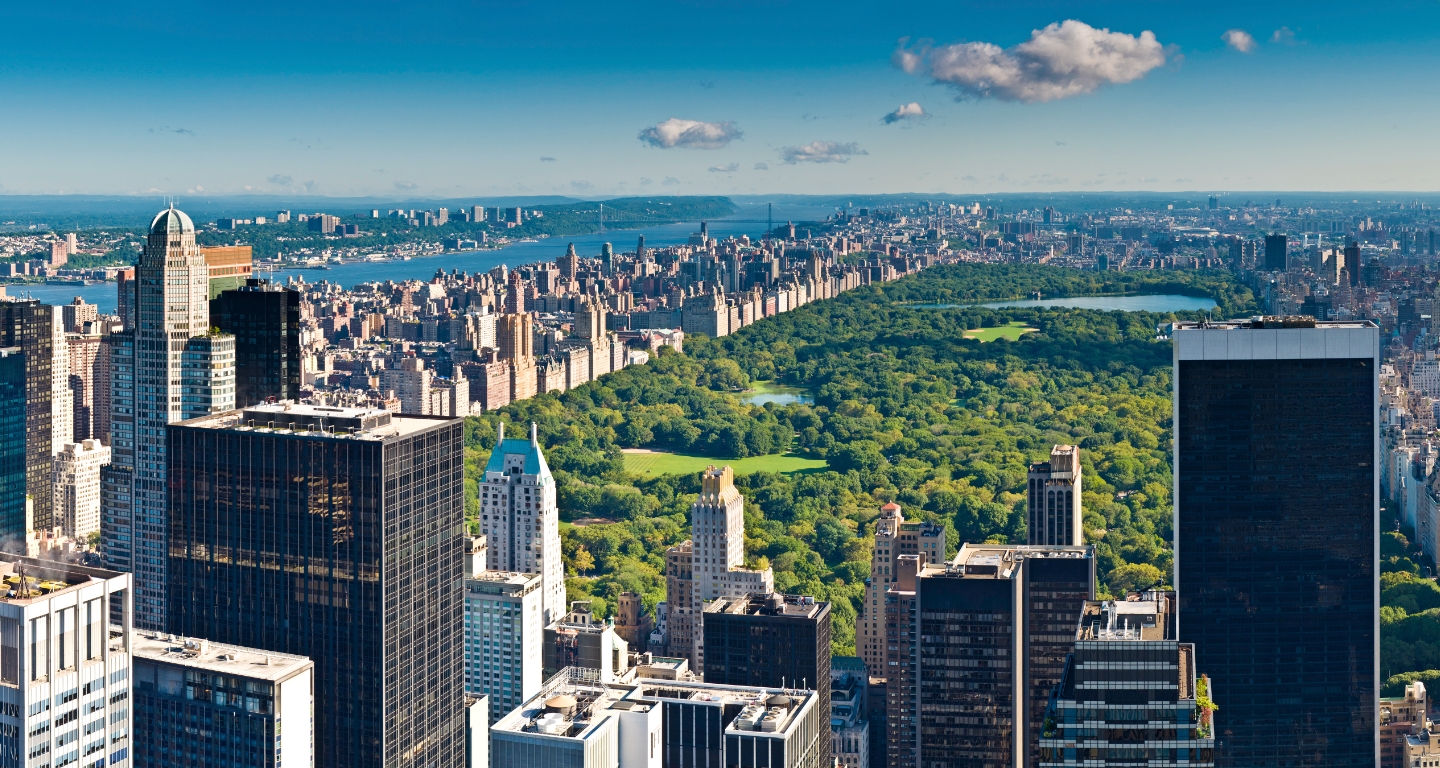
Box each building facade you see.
[479,422,566,624]
[858,503,945,675]
[166,402,468,768]
[1027,445,1083,547]
[0,349,26,538]
[1173,319,1378,767]
[543,602,630,682]
[465,570,545,724]
[0,300,53,531]
[131,631,314,768]
[210,280,302,407]
[52,439,110,540]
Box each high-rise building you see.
[464,570,545,722]
[0,348,26,536]
[831,658,870,768]
[116,267,137,330]
[889,543,1093,768]
[613,591,653,652]
[53,439,110,541]
[558,243,580,281]
[1037,592,1218,767]
[61,297,97,333]
[0,553,134,768]
[307,214,339,234]
[48,305,73,461]
[703,592,832,767]
[508,207,523,225]
[67,320,114,442]
[478,422,565,623]
[167,402,468,768]
[497,313,534,362]
[665,466,773,671]
[210,280,302,407]
[857,503,945,674]
[179,333,235,418]
[1264,233,1287,271]
[0,299,53,531]
[131,631,314,768]
[1173,318,1378,766]
[472,205,485,222]
[199,245,254,298]
[110,206,223,631]
[1027,445,1083,546]
[380,357,434,414]
[490,668,826,768]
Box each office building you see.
[131,631,314,768]
[53,439,110,541]
[543,601,631,682]
[1027,445,1083,546]
[703,592,831,767]
[665,466,773,671]
[210,280,302,406]
[490,667,825,768]
[857,503,945,674]
[613,591,653,652]
[167,402,468,768]
[1037,593,1217,767]
[887,543,1093,768]
[0,300,53,531]
[180,332,236,418]
[479,422,566,624]
[1173,318,1378,767]
[1264,234,1287,271]
[466,570,545,722]
[107,206,226,631]
[307,214,339,234]
[0,350,25,535]
[49,305,73,458]
[0,553,134,768]
[200,245,254,298]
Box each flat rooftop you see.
[494,667,817,742]
[178,401,454,439]
[706,592,827,619]
[943,543,1092,579]
[132,630,312,683]
[1172,317,1377,330]
[0,555,125,603]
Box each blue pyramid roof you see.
[484,423,551,478]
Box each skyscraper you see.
[665,465,773,671]
[896,543,1093,768]
[857,503,945,674]
[0,348,26,537]
[49,305,73,458]
[1173,317,1378,766]
[464,570,545,722]
[114,206,224,631]
[0,300,53,531]
[1027,445,1083,546]
[167,402,468,768]
[210,279,302,407]
[1264,233,1287,271]
[478,422,566,624]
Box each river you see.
[9,204,839,314]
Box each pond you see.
[914,294,1218,313]
[740,381,814,407]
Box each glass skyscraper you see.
[1173,318,1378,767]
[166,402,468,768]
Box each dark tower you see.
[1173,318,1377,767]
[0,300,52,532]
[1264,233,1287,271]
[210,279,301,407]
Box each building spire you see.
[530,421,538,446]
[498,421,505,443]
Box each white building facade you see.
[53,440,111,541]
[478,422,565,624]
[464,570,544,723]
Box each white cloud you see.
[883,102,927,124]
[662,177,681,186]
[570,180,594,190]
[1271,26,1296,45]
[267,174,293,186]
[394,181,418,191]
[708,163,740,173]
[638,118,742,149]
[895,20,1167,103]
[539,156,557,162]
[779,141,868,164]
[753,162,769,170]
[1222,29,1256,53]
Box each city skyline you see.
[2,1,1440,196]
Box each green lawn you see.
[623,450,827,477]
[964,321,1036,342]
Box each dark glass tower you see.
[0,348,27,537]
[167,402,467,768]
[1173,318,1378,767]
[0,300,52,531]
[1264,234,1287,271]
[210,279,301,407]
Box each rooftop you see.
[131,630,312,683]
[942,542,1093,579]
[178,401,454,439]
[0,555,125,604]
[484,422,551,477]
[1078,595,1173,642]
[494,667,817,742]
[705,592,827,619]
[1172,317,1377,330]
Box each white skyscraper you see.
[50,305,73,457]
[665,465,773,671]
[103,205,230,631]
[478,422,565,624]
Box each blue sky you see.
[3,0,1439,197]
